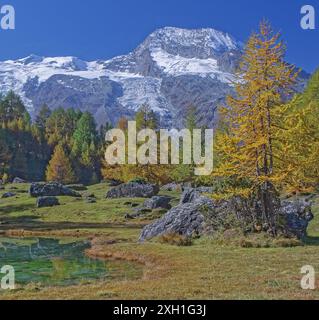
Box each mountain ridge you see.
[0,27,308,128]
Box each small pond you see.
[0,237,142,287]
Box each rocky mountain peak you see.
[140,26,242,59]
[0,27,308,129]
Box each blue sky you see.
[0,0,318,72]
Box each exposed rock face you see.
[36,197,60,208]
[30,182,81,198]
[143,196,172,210]
[106,182,159,199]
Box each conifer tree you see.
[35,104,51,131]
[0,129,10,174]
[46,144,76,184]
[276,69,319,192]
[0,91,28,125]
[135,104,158,130]
[215,21,298,234]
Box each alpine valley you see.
[0,27,309,128]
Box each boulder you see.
[143,196,172,210]
[30,182,81,198]
[36,197,60,208]
[1,192,16,199]
[12,177,26,184]
[139,201,208,242]
[106,182,159,199]
[140,191,214,241]
[280,200,314,239]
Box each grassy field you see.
[0,183,319,300]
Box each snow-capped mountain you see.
[0,27,307,128]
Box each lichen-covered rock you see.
[143,196,172,210]
[30,182,81,198]
[106,182,159,199]
[36,197,60,208]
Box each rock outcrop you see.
[139,190,213,242]
[140,189,314,242]
[30,182,81,198]
[106,182,159,199]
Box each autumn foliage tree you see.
[276,69,319,192]
[215,21,298,234]
[46,144,76,184]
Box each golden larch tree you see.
[46,144,76,184]
[215,21,298,234]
